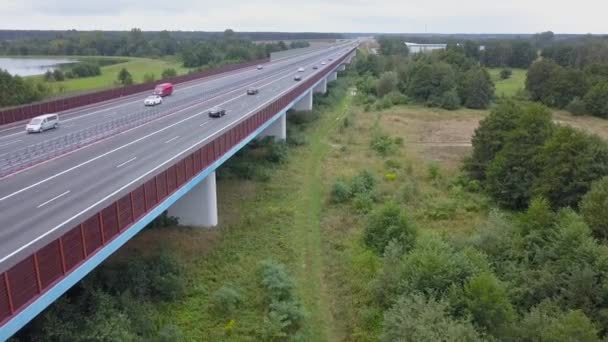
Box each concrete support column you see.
[168,171,218,227]
[293,90,313,111]
[259,112,287,140]
[328,71,338,82]
[313,78,327,94]
[338,64,346,71]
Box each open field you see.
[489,68,526,98]
[29,56,188,94]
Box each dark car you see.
[313,65,319,70]
[247,87,259,95]
[208,107,226,118]
[294,74,302,81]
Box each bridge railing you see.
[0,48,355,330]
[0,58,269,126]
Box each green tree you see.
[465,100,525,181]
[516,302,599,342]
[583,81,608,118]
[526,59,560,102]
[500,68,512,80]
[580,177,608,240]
[534,126,608,209]
[117,68,133,85]
[485,104,554,209]
[459,66,495,109]
[377,36,409,56]
[376,71,398,97]
[382,293,483,342]
[364,201,417,254]
[461,273,515,335]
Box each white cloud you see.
[1,0,606,33]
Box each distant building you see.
[404,42,447,54]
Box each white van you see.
[25,114,59,133]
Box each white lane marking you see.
[200,122,210,127]
[36,190,70,208]
[0,139,22,148]
[116,157,137,168]
[0,54,323,201]
[0,50,353,264]
[0,46,345,141]
[164,136,180,144]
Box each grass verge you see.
[489,68,526,97]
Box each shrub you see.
[460,66,494,109]
[268,300,307,334]
[399,178,420,203]
[353,193,375,214]
[350,170,376,196]
[382,293,483,342]
[161,68,178,79]
[259,260,295,303]
[118,68,133,85]
[363,201,417,254]
[143,72,156,83]
[331,179,352,203]
[427,162,441,181]
[500,68,512,80]
[371,133,396,156]
[210,286,243,316]
[565,97,587,116]
[266,141,289,164]
[580,177,608,240]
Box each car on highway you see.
[25,114,59,133]
[144,95,163,106]
[257,65,264,70]
[247,87,259,95]
[321,61,327,65]
[329,58,333,61]
[297,67,305,72]
[208,107,226,118]
[294,74,302,81]
[313,65,319,70]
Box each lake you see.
[0,57,78,77]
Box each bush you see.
[161,68,178,79]
[259,260,296,303]
[399,178,420,203]
[382,293,483,342]
[143,72,156,83]
[331,179,352,203]
[266,141,288,164]
[371,133,396,156]
[580,177,608,240]
[118,68,133,85]
[500,68,512,80]
[350,170,376,195]
[565,97,587,116]
[352,193,375,214]
[210,286,243,316]
[363,201,417,254]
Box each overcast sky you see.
[2,0,607,34]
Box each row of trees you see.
[355,45,495,110]
[466,100,608,211]
[526,59,608,117]
[44,62,101,82]
[0,69,49,107]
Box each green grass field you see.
[29,56,188,95]
[489,68,527,98]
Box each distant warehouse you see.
[404,42,447,54]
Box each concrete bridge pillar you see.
[338,64,346,71]
[168,171,218,227]
[293,90,313,111]
[328,71,338,82]
[313,78,327,94]
[259,112,287,140]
